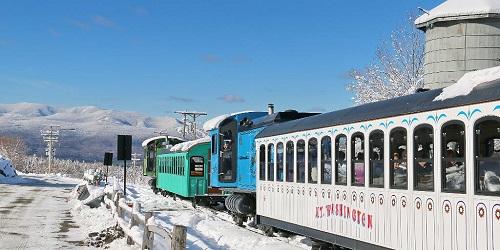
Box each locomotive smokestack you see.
[268,104,274,115]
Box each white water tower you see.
[416,0,500,89]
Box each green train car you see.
[142,135,185,192]
[156,137,211,199]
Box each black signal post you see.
[117,135,132,197]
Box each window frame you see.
[285,141,295,182]
[308,138,319,184]
[441,120,466,194]
[335,134,348,186]
[351,132,366,187]
[413,124,435,192]
[267,143,275,181]
[474,116,500,196]
[276,142,284,182]
[369,130,385,188]
[259,144,266,181]
[389,127,408,190]
[296,139,306,183]
[320,136,332,185]
[190,156,205,177]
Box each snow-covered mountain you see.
[0,103,187,162]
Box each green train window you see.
[190,156,204,177]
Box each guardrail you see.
[103,190,187,250]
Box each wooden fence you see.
[103,190,187,250]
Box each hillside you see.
[0,103,189,162]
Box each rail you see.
[103,190,187,250]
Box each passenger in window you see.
[337,151,347,183]
[481,138,500,192]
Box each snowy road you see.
[0,175,85,249]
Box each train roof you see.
[239,110,320,132]
[141,135,185,147]
[256,80,500,138]
[169,137,210,152]
[202,111,267,131]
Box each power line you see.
[40,125,75,174]
[174,111,207,139]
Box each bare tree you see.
[0,136,27,169]
[347,14,425,105]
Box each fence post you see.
[171,225,187,250]
[115,192,123,217]
[127,202,140,245]
[142,212,152,250]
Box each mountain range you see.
[0,103,191,162]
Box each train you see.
[255,81,500,249]
[142,80,500,249]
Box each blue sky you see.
[0,0,441,120]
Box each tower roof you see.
[416,0,500,27]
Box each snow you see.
[170,137,210,152]
[202,111,254,131]
[141,135,168,147]
[122,184,311,250]
[416,0,500,25]
[0,154,16,178]
[434,65,500,101]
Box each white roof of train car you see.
[169,137,210,152]
[202,111,255,131]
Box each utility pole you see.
[174,111,207,139]
[41,125,75,174]
[131,153,141,168]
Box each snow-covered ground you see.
[0,173,137,250]
[0,173,312,250]
[117,182,311,250]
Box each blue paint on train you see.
[208,112,268,189]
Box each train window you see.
[390,128,408,189]
[211,135,216,154]
[369,130,384,188]
[267,144,275,181]
[297,140,306,183]
[259,145,266,181]
[190,156,204,177]
[277,142,284,182]
[441,121,466,193]
[335,134,347,185]
[474,117,500,195]
[308,138,318,183]
[414,125,434,191]
[286,141,294,182]
[321,136,332,184]
[351,133,365,186]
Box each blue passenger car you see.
[206,107,318,225]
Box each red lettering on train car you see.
[357,210,361,224]
[352,209,357,222]
[367,214,373,229]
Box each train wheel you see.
[191,198,197,208]
[311,240,334,250]
[153,188,159,195]
[161,191,167,197]
[233,215,245,227]
[257,224,274,237]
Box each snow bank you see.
[434,66,500,101]
[170,137,210,152]
[416,0,500,25]
[0,154,16,178]
[121,184,310,250]
[202,111,254,131]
